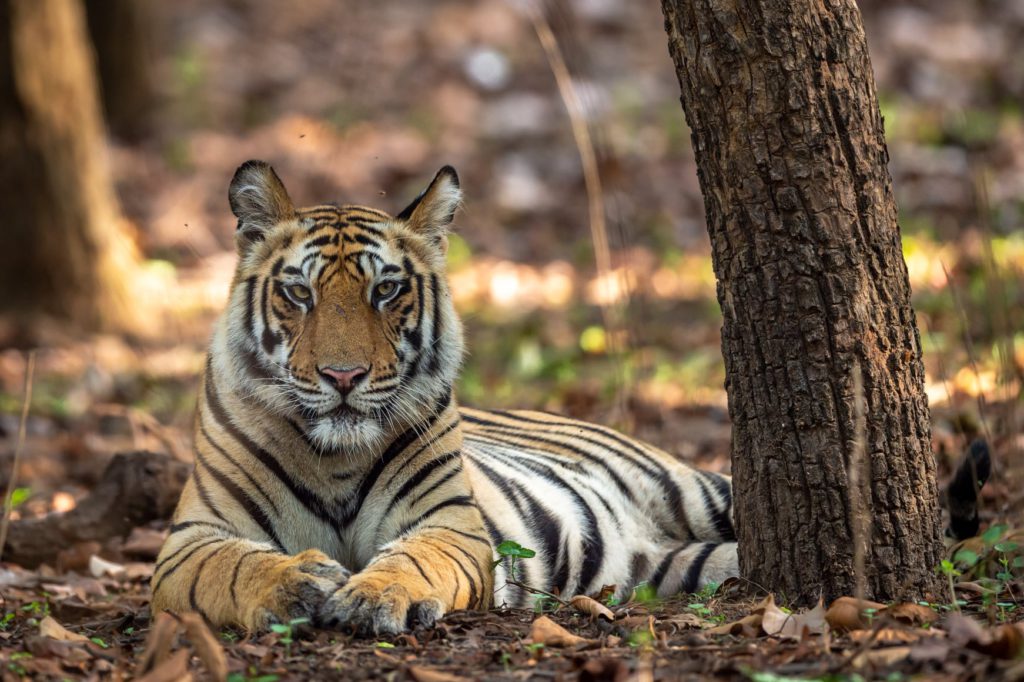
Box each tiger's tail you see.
[944,439,991,541]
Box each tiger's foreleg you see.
[150,525,350,631]
[321,507,494,635]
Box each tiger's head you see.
[217,160,465,456]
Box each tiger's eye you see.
[288,284,312,302]
[374,281,397,299]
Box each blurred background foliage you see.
[0,0,1022,515]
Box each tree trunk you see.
[660,0,943,604]
[0,0,139,337]
[84,0,156,142]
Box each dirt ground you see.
[2,0,1024,679]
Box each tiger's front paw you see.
[252,549,351,630]
[318,575,445,636]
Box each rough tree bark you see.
[660,0,943,604]
[0,0,139,336]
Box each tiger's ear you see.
[229,160,296,251]
[396,166,461,244]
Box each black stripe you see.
[693,474,736,541]
[419,525,492,548]
[205,363,339,529]
[154,538,223,593]
[199,415,281,516]
[483,447,605,595]
[426,274,443,374]
[382,450,461,516]
[396,495,476,537]
[460,413,635,502]
[410,468,462,507]
[191,467,234,529]
[390,551,434,586]
[231,549,279,607]
[189,545,229,616]
[650,545,686,591]
[169,520,234,536]
[199,456,284,550]
[679,543,719,594]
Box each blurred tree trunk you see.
[0,0,139,336]
[660,0,943,605]
[84,0,155,142]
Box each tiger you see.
[151,161,988,636]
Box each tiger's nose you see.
[319,365,369,395]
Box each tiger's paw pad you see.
[318,583,445,636]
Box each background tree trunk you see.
[84,0,156,142]
[660,0,943,604]
[0,0,139,337]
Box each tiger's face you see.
[220,161,464,456]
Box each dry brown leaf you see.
[947,614,1024,660]
[852,645,911,669]
[181,612,228,682]
[407,665,471,682]
[825,596,886,633]
[570,594,615,621]
[762,596,828,639]
[849,626,933,644]
[88,555,126,579]
[38,615,89,643]
[528,615,589,647]
[885,602,938,626]
[706,613,763,637]
[661,613,706,631]
[137,612,182,675]
[135,648,193,682]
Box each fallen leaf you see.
[577,657,629,682]
[123,527,168,558]
[886,602,938,626]
[39,616,89,643]
[825,596,886,633]
[762,596,828,639]
[407,665,470,682]
[947,614,1024,659]
[136,612,181,675]
[570,595,615,621]
[181,612,228,682]
[661,613,706,631]
[706,613,762,637]
[135,648,192,682]
[88,555,126,579]
[528,615,589,647]
[849,626,934,644]
[852,645,911,668]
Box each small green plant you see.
[7,487,30,509]
[7,651,31,676]
[627,629,654,648]
[630,582,658,604]
[938,559,962,612]
[375,642,395,649]
[227,670,279,682]
[89,637,109,649]
[221,629,239,643]
[494,540,536,581]
[0,613,15,630]
[269,617,309,658]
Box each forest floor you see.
[2,0,1024,678]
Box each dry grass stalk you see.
[0,350,36,556]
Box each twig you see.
[505,578,570,608]
[525,2,631,416]
[0,350,36,557]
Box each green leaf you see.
[953,549,980,567]
[269,624,289,634]
[1012,556,1024,568]
[90,637,109,649]
[982,524,1007,546]
[994,541,1019,553]
[8,487,30,509]
[376,642,395,648]
[496,540,536,559]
